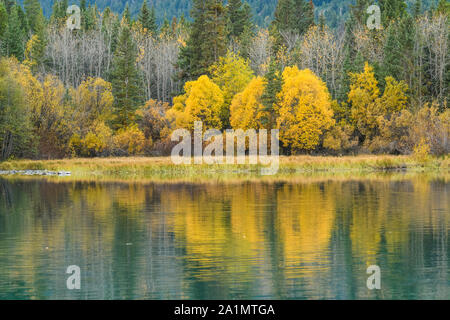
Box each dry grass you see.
[0,155,448,180]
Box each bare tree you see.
[248,29,272,76]
[297,25,346,98]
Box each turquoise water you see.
[0,176,448,299]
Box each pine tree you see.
[379,0,407,27]
[138,1,158,35]
[110,24,143,129]
[0,2,7,39]
[261,60,283,128]
[2,5,25,60]
[338,0,371,101]
[271,0,314,52]
[413,0,422,18]
[177,0,227,82]
[272,0,294,33]
[24,0,45,34]
[226,0,252,39]
[82,5,97,31]
[436,0,450,14]
[1,0,14,13]
[318,12,326,30]
[383,22,403,80]
[382,15,415,88]
[202,0,226,66]
[122,3,131,25]
[349,0,371,25]
[16,5,29,37]
[50,0,68,26]
[23,0,46,71]
[149,6,158,34]
[293,0,314,34]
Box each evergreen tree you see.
[293,0,314,34]
[261,59,283,128]
[226,0,252,39]
[177,0,227,82]
[202,0,227,68]
[272,0,294,33]
[383,22,404,80]
[2,5,25,60]
[382,15,415,89]
[24,0,45,34]
[318,12,326,29]
[50,0,68,26]
[149,6,158,34]
[436,0,450,14]
[271,0,314,52]
[347,0,371,24]
[23,0,46,71]
[82,5,97,31]
[1,0,14,13]
[338,0,371,101]
[0,2,7,39]
[16,5,29,38]
[160,16,171,34]
[122,3,131,25]
[110,24,143,129]
[413,0,422,18]
[379,0,407,26]
[138,1,158,35]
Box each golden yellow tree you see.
[71,77,114,126]
[276,66,334,152]
[349,62,408,140]
[168,75,224,130]
[230,76,268,130]
[113,124,148,155]
[10,60,43,118]
[210,51,254,127]
[37,75,73,157]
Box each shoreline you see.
[0,155,448,180]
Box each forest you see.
[0,0,448,160]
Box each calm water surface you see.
[0,176,448,299]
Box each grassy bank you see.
[0,155,448,180]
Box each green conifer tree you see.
[110,24,143,129]
[24,0,45,34]
[261,60,283,128]
[226,0,252,39]
[138,1,158,35]
[0,2,7,39]
[177,0,227,82]
[122,3,131,25]
[2,5,24,60]
[379,0,407,26]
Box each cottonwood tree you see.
[297,25,346,99]
[248,29,272,76]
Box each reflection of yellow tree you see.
[3,177,449,299]
[165,188,228,272]
[276,184,336,277]
[164,184,274,285]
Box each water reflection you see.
[0,176,448,299]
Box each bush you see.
[112,125,149,156]
[413,139,431,163]
[323,122,358,154]
[366,103,448,156]
[69,121,112,157]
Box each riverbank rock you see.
[0,170,71,177]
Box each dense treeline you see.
[32,0,440,28]
[0,0,448,160]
